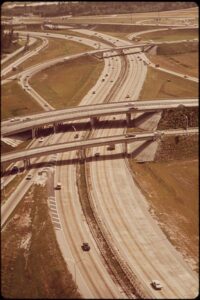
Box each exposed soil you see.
[1,185,81,299]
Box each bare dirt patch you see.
[1,185,81,298]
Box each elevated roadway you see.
[1,98,198,137]
[1,128,198,167]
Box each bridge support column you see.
[126,113,131,127]
[53,123,57,133]
[1,164,5,175]
[32,128,36,139]
[79,149,86,162]
[90,117,98,128]
[24,159,30,169]
[124,142,128,155]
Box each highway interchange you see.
[1,13,198,299]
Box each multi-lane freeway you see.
[1,20,198,299]
[2,129,198,166]
[1,98,197,137]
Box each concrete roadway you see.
[1,27,198,298]
[52,46,126,298]
[2,98,197,137]
[86,48,198,298]
[1,37,34,65]
[3,128,198,165]
[1,37,49,78]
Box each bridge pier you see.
[32,128,36,138]
[53,123,58,133]
[79,149,86,162]
[1,164,5,175]
[90,117,98,128]
[24,159,30,169]
[124,142,128,155]
[126,113,131,127]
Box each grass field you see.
[5,37,93,79]
[1,81,42,120]
[1,185,81,298]
[139,67,198,100]
[147,42,198,77]
[129,159,199,272]
[140,28,198,42]
[30,56,104,109]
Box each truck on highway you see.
[55,182,62,190]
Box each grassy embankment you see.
[129,159,199,272]
[129,64,198,271]
[147,42,199,77]
[30,55,104,109]
[139,67,198,100]
[1,185,81,298]
[4,37,93,79]
[1,81,42,120]
[140,28,198,42]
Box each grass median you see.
[30,55,104,109]
[139,67,198,100]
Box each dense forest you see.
[2,1,197,17]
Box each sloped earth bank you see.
[129,133,198,273]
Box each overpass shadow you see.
[129,139,155,159]
[1,141,155,177]
[134,111,159,127]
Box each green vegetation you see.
[1,81,42,120]
[129,159,198,271]
[139,67,198,100]
[140,28,198,42]
[30,56,104,109]
[1,185,81,298]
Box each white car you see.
[151,280,163,290]
[38,137,44,142]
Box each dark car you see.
[81,242,90,251]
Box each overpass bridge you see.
[1,98,198,138]
[1,128,198,172]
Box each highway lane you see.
[51,47,126,297]
[86,50,198,298]
[1,27,198,298]
[54,133,124,298]
[5,129,198,164]
[2,98,197,136]
[1,37,35,65]
[1,37,49,78]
